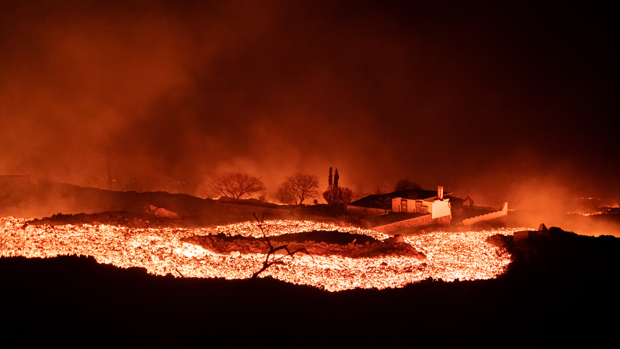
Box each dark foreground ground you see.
[2,227,618,346]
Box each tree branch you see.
[251,213,313,278]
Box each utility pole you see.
[105,147,113,191]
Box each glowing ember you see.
[0,217,527,292]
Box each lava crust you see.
[181,231,426,259]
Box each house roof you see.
[349,188,461,210]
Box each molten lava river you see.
[0,217,528,292]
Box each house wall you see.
[421,200,432,213]
[391,198,431,214]
[392,198,415,213]
[392,197,451,219]
[431,200,451,219]
[391,198,400,212]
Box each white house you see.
[349,185,507,232]
[390,186,452,219]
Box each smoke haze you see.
[1,1,618,228]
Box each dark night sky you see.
[0,1,617,207]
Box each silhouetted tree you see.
[324,167,337,204]
[334,168,339,188]
[328,167,333,187]
[323,167,347,208]
[275,182,295,204]
[211,172,266,201]
[280,173,319,205]
[323,187,338,204]
[339,187,355,211]
[394,178,421,191]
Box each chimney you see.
[438,186,444,200]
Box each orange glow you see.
[0,217,528,292]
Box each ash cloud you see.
[1,1,617,215]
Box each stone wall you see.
[375,214,451,234]
[462,202,508,226]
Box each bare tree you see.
[211,172,266,200]
[281,173,319,205]
[275,182,295,204]
[251,214,312,278]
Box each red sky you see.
[0,1,617,206]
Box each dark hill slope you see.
[1,181,215,217]
[1,182,291,225]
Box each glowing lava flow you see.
[0,217,527,292]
